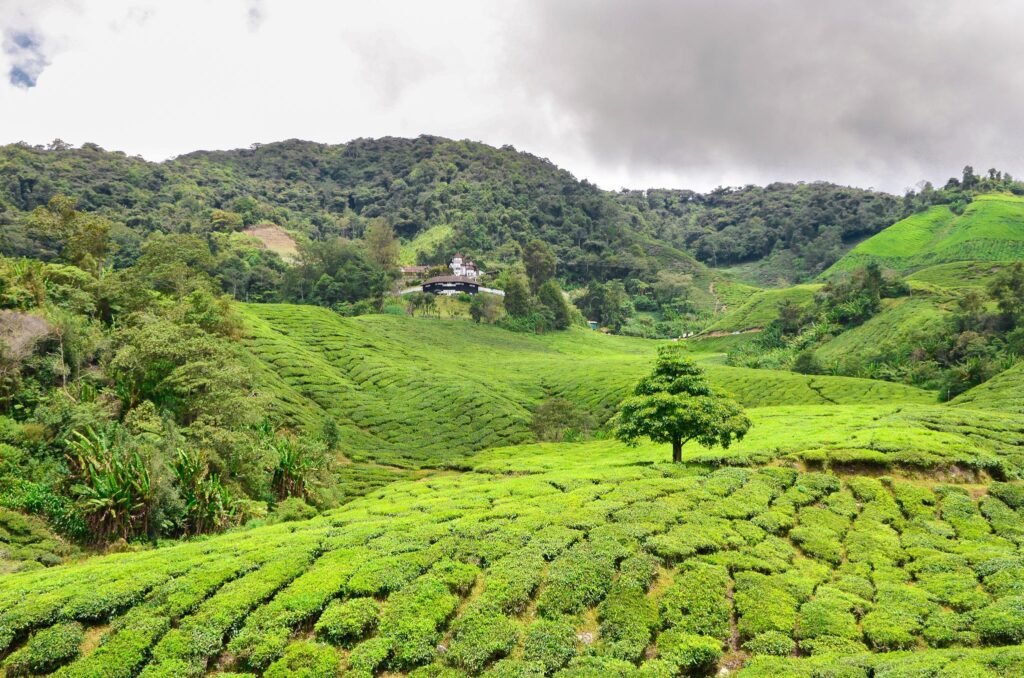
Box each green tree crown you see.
[614,345,751,462]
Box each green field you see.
[906,260,1021,290]
[2,307,1022,677]
[2,427,1023,677]
[825,194,1024,276]
[239,305,933,467]
[703,285,820,334]
[952,362,1024,414]
[399,225,455,265]
[814,297,951,371]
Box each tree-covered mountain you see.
[0,137,907,287]
[616,183,905,285]
[0,137,683,284]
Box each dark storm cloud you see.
[509,0,1024,191]
[4,29,49,88]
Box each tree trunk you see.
[672,438,682,463]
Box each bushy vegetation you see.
[3,141,1024,678]
[1,440,1021,676]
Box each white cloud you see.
[2,0,1023,193]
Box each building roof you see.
[423,275,481,285]
[400,265,429,273]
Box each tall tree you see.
[988,262,1024,326]
[615,345,750,462]
[503,274,532,317]
[523,239,556,292]
[24,195,113,276]
[537,279,572,329]
[363,218,400,273]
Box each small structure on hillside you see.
[406,254,505,297]
[399,265,429,280]
[423,275,482,295]
[449,253,479,280]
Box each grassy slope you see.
[239,305,932,467]
[906,260,1021,290]
[952,362,1024,414]
[398,224,454,264]
[824,193,1024,276]
[814,296,951,369]
[2,308,1021,677]
[3,433,1023,676]
[703,285,820,333]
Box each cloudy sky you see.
[3,0,1024,193]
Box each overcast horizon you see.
[3,0,1024,195]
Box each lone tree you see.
[614,345,751,463]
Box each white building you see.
[450,253,480,280]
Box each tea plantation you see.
[1,311,1022,677]
[2,429,1023,677]
[238,305,932,468]
[825,193,1024,276]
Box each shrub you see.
[347,637,392,674]
[228,548,361,669]
[552,655,637,678]
[267,497,317,524]
[430,558,480,594]
[476,551,545,614]
[734,572,797,640]
[924,609,978,648]
[483,658,546,677]
[378,576,458,670]
[796,597,860,640]
[537,543,616,616]
[659,563,730,639]
[973,596,1024,644]
[522,618,577,674]
[655,629,722,673]
[315,597,379,646]
[4,621,83,676]
[62,609,170,678]
[599,582,658,662]
[789,525,843,565]
[346,552,433,596]
[444,605,519,673]
[617,553,659,591]
[742,630,795,656]
[264,641,339,678]
[799,635,869,656]
[989,482,1024,509]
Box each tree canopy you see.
[615,345,750,462]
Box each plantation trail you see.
[709,281,725,314]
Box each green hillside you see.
[703,285,820,333]
[825,194,1024,276]
[2,430,1023,677]
[813,296,951,372]
[952,362,1024,414]
[906,260,1021,290]
[239,305,933,467]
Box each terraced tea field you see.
[825,193,1024,276]
[952,362,1024,415]
[3,431,1024,678]
[239,305,934,467]
[703,285,820,334]
[813,297,951,370]
[4,305,1019,678]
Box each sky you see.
[3,0,1024,194]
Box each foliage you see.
[615,345,750,461]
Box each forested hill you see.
[0,137,691,284]
[0,137,903,284]
[617,184,904,284]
